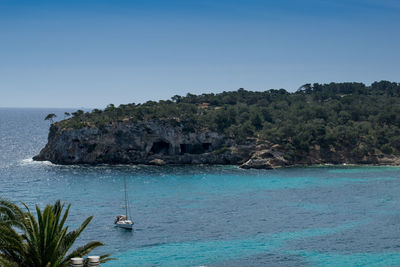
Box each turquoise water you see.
[1,108,400,266]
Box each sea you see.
[1,108,400,266]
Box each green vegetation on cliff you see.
[57,81,400,159]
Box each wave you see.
[20,158,54,166]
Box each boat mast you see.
[124,177,128,219]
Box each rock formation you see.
[33,120,248,165]
[34,119,400,168]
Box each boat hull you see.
[115,219,133,230]
[115,223,133,230]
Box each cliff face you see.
[33,120,247,165]
[240,144,400,169]
[34,120,400,168]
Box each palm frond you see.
[1,199,115,266]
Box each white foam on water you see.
[20,158,54,166]
[21,158,33,163]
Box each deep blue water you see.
[1,108,400,266]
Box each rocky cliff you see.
[34,119,400,168]
[33,120,247,165]
[241,144,400,168]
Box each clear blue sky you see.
[0,0,399,108]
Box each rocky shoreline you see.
[34,120,400,169]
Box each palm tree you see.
[0,199,24,267]
[0,199,114,267]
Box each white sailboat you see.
[114,177,133,230]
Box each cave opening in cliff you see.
[202,143,211,151]
[150,141,170,155]
[180,144,191,154]
[191,144,205,154]
[180,143,212,154]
